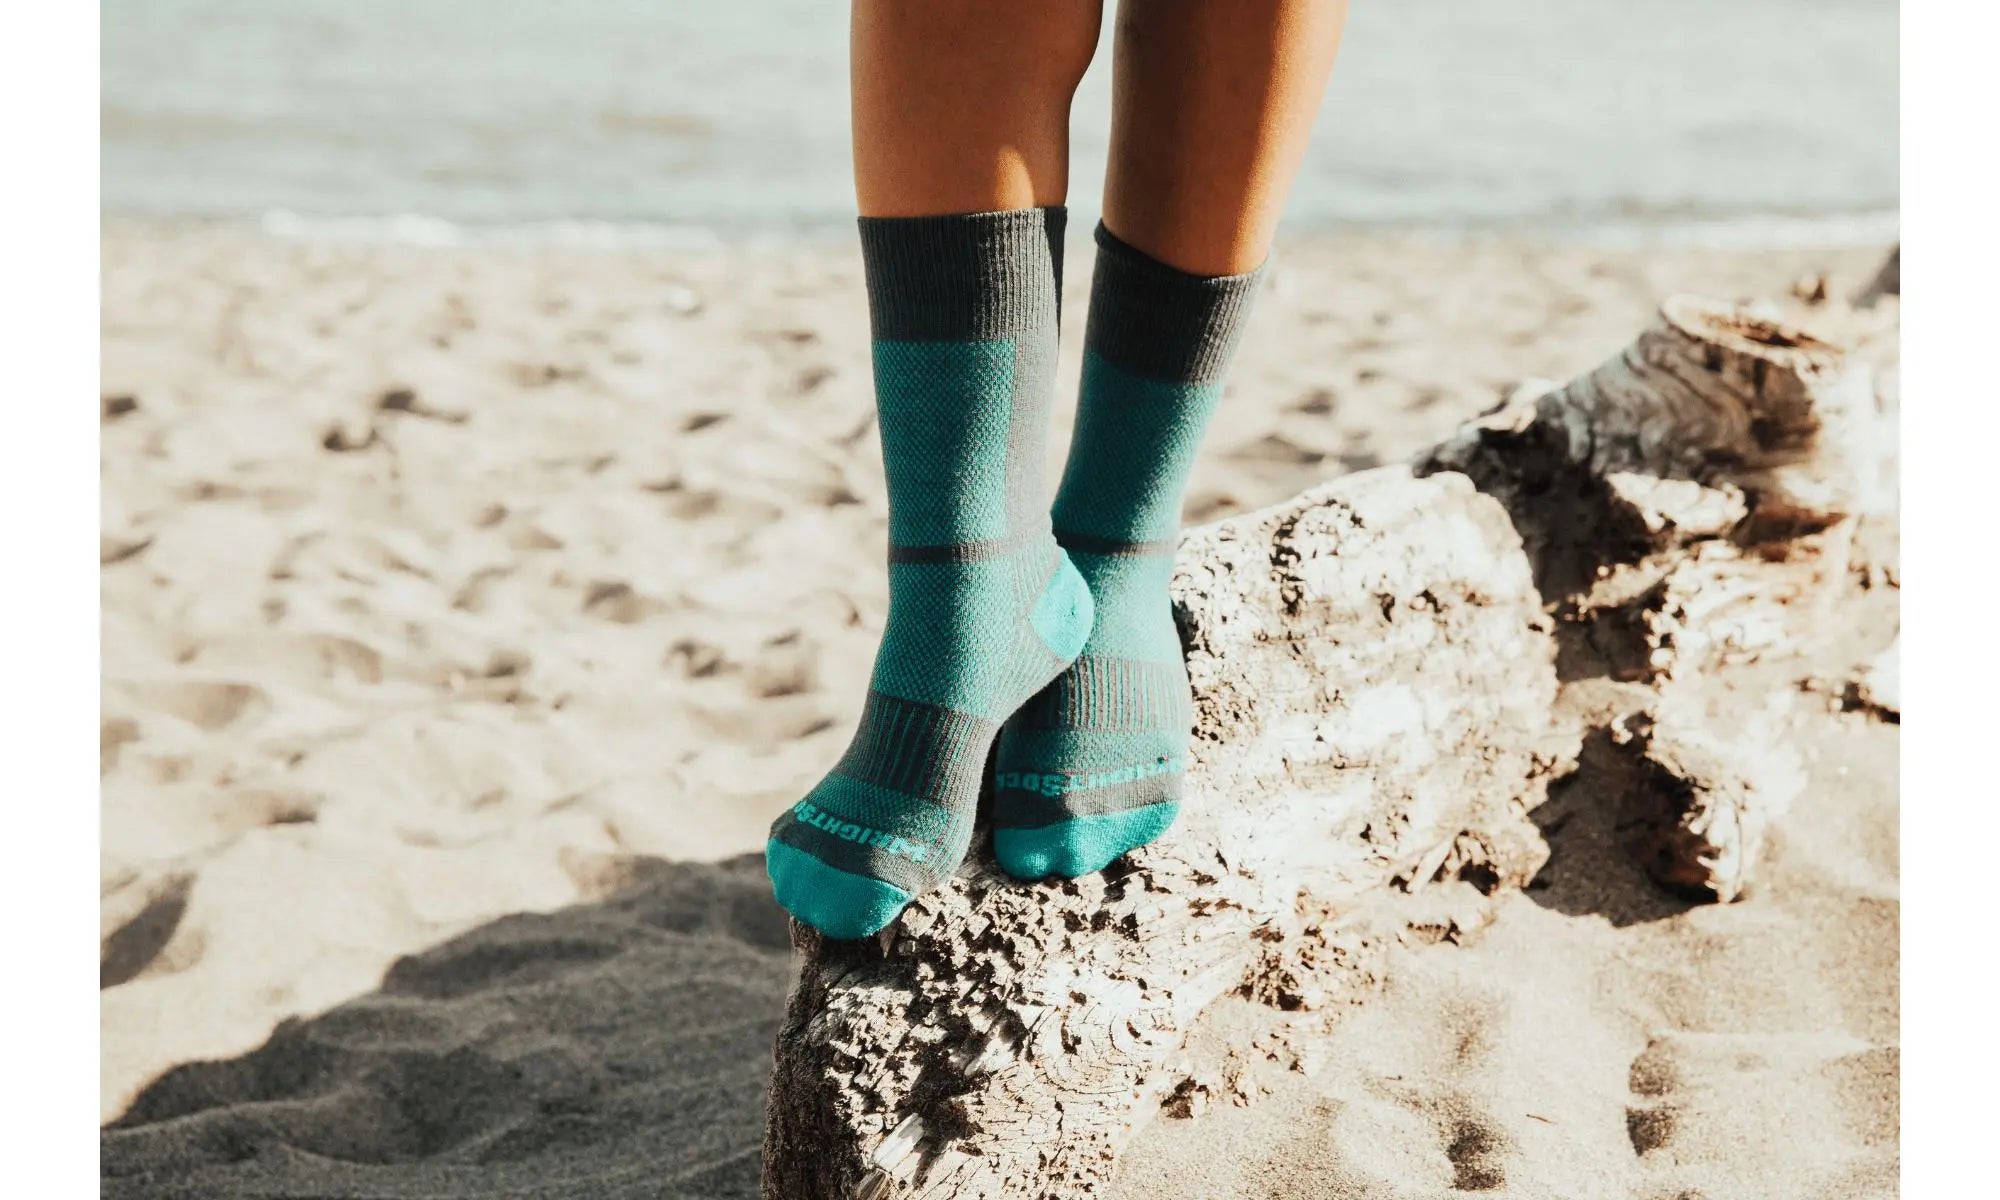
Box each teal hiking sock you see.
[993,223,1263,880]
[766,208,1093,938]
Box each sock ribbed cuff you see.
[1084,222,1264,383]
[858,208,1067,341]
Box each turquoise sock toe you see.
[765,840,915,939]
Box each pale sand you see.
[1108,696,1899,1199]
[100,223,1897,1197]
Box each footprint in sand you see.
[582,579,668,625]
[100,870,194,989]
[101,715,142,773]
[1624,1031,1898,1195]
[1443,1111,1514,1192]
[643,477,786,524]
[1222,431,1325,468]
[746,630,819,699]
[665,637,730,680]
[107,679,271,732]
[181,632,387,686]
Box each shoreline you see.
[102,206,1904,254]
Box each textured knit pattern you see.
[766,208,1093,938]
[994,223,1262,880]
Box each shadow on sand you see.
[101,854,791,1200]
[1521,729,1700,928]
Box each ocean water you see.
[102,0,1898,240]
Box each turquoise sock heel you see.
[1031,551,1094,664]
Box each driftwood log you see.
[763,296,1877,1199]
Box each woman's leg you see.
[1102,0,1348,274]
[993,0,1348,879]
[767,2,1104,938]
[851,0,1102,216]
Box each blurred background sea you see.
[102,0,1897,245]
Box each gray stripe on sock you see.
[1003,325,1058,541]
[1084,222,1264,384]
[1015,655,1191,733]
[833,692,997,804]
[888,534,1037,565]
[860,209,1063,341]
[1048,206,1068,327]
[991,779,1182,829]
[1054,530,1180,558]
[772,817,936,894]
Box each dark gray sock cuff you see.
[859,208,1066,341]
[1084,222,1264,383]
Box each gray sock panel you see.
[1081,222,1262,386]
[857,207,1067,340]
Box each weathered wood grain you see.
[764,296,1875,1200]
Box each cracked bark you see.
[763,295,1878,1200]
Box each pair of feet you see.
[766,534,1190,939]
[763,207,1257,940]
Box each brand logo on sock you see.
[993,756,1186,798]
[793,801,931,864]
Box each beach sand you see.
[100,223,1898,1197]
